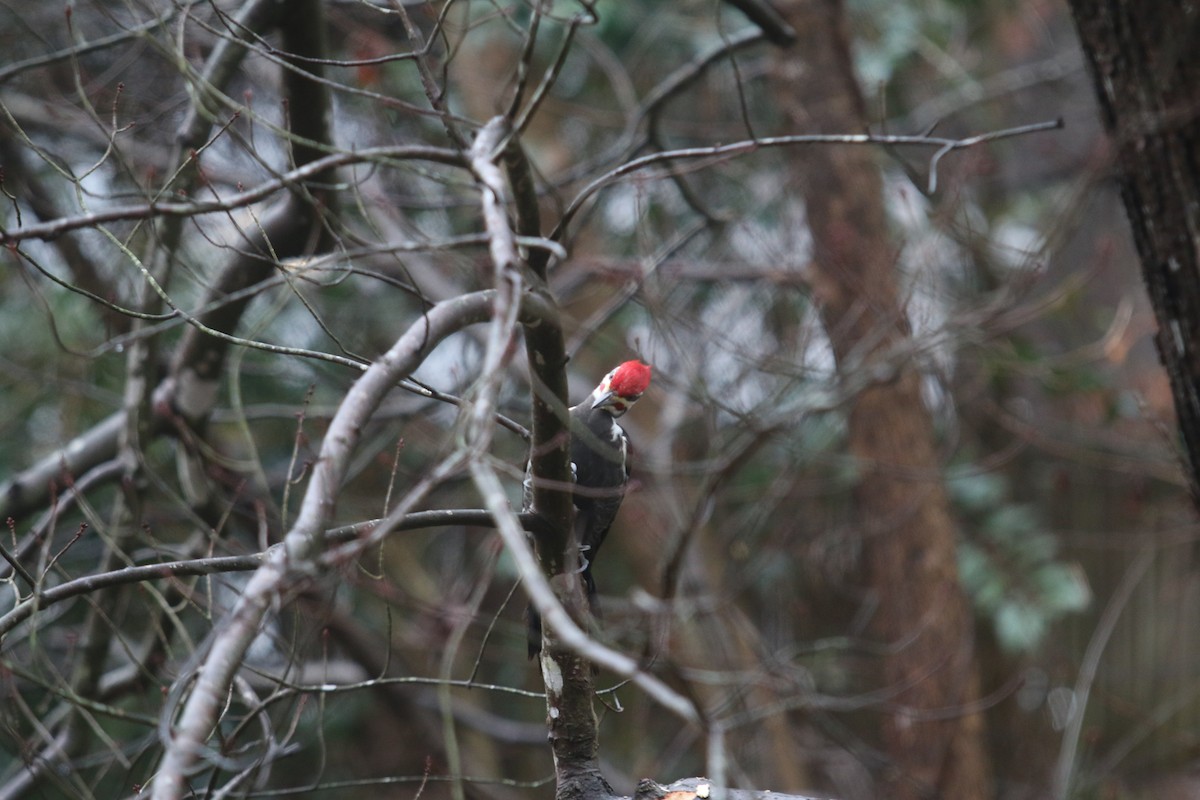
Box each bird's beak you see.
[592,390,615,410]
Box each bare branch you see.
[470,460,699,725]
[0,414,126,523]
[150,290,496,800]
[0,145,463,245]
[1051,549,1152,798]
[554,119,1064,238]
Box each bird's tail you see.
[525,604,542,659]
[524,570,600,659]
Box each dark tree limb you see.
[177,0,283,148]
[477,115,617,800]
[503,133,575,566]
[722,0,797,46]
[505,125,617,798]
[1068,0,1200,504]
[168,0,338,429]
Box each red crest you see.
[609,360,652,398]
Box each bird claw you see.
[573,544,591,574]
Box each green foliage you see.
[951,470,1090,653]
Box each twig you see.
[470,459,699,724]
[554,119,1064,238]
[0,145,464,244]
[0,537,35,588]
[1051,547,1153,799]
[0,7,181,85]
[558,28,767,186]
[512,5,596,136]
[150,292,496,800]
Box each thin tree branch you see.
[0,6,181,86]
[554,119,1064,239]
[0,145,463,245]
[1051,548,1153,799]
[0,415,126,523]
[470,460,700,725]
[149,288,495,799]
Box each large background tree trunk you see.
[772,1,993,797]
[1068,0,1200,502]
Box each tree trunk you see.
[1068,0,1200,503]
[771,1,993,797]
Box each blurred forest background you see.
[0,0,1194,799]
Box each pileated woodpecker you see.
[526,360,652,658]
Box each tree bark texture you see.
[501,131,611,798]
[1068,0,1200,503]
[771,1,993,797]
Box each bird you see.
[526,360,653,658]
